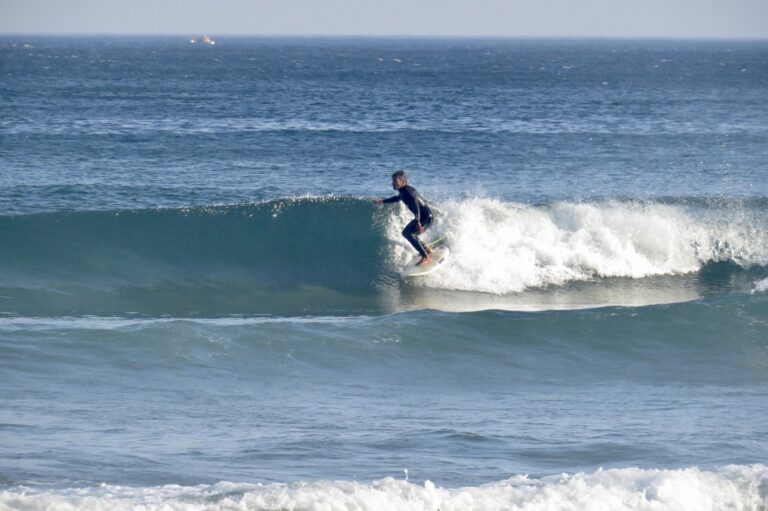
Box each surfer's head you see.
[391,170,407,190]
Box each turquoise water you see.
[1,37,768,509]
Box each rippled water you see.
[1,36,767,510]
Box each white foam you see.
[752,277,768,294]
[385,198,768,294]
[2,465,766,511]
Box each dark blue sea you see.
[1,36,768,509]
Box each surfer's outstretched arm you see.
[375,195,400,206]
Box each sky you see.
[1,0,767,39]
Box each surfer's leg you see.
[402,220,428,257]
[421,216,433,254]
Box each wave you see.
[1,196,766,315]
[2,464,766,511]
[3,116,764,136]
[2,298,766,382]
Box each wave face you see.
[0,198,388,315]
[0,197,381,288]
[2,465,766,511]
[2,197,767,315]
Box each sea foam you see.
[386,198,768,294]
[2,465,766,511]
[753,277,768,294]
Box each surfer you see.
[375,170,433,266]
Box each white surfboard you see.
[401,246,450,277]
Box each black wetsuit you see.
[383,185,433,257]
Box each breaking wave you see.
[2,465,766,511]
[1,196,766,315]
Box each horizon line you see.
[1,32,767,42]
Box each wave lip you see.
[2,465,766,511]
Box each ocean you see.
[1,36,767,510]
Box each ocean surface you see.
[1,36,768,510]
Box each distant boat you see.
[190,35,216,45]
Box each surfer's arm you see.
[414,200,422,225]
[381,195,401,204]
[409,188,423,225]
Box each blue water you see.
[1,36,768,509]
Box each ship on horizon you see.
[190,34,215,45]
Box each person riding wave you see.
[375,170,434,266]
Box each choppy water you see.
[1,36,767,510]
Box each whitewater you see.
[385,197,768,294]
[2,465,767,510]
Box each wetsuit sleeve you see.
[382,195,401,204]
[409,187,422,224]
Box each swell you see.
[2,297,767,385]
[1,196,767,316]
[5,115,763,135]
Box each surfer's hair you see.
[392,170,407,183]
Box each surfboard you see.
[401,246,450,277]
